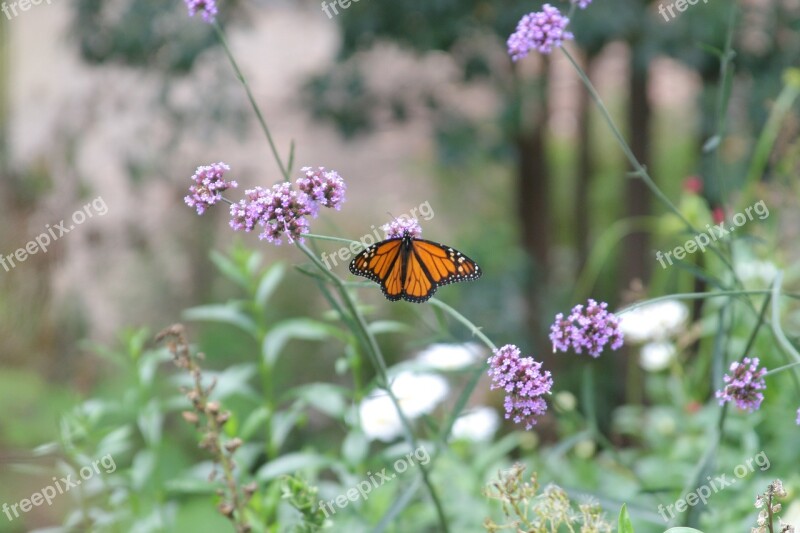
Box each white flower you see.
[451,407,500,442]
[639,342,676,372]
[416,342,483,371]
[359,394,403,442]
[390,371,449,418]
[618,299,688,343]
[358,371,449,442]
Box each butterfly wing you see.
[349,237,481,303]
[403,239,482,302]
[349,238,405,301]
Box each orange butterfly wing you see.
[349,239,405,301]
[349,236,481,303]
[404,239,481,302]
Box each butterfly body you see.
[349,231,481,303]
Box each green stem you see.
[295,242,450,532]
[709,3,738,206]
[560,47,690,230]
[763,360,800,377]
[770,271,800,364]
[559,46,741,284]
[213,22,290,181]
[304,233,359,245]
[617,289,776,315]
[428,298,496,350]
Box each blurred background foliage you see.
[1,0,800,531]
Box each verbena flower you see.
[297,166,346,213]
[487,344,553,430]
[383,218,422,239]
[549,299,624,357]
[184,162,237,215]
[229,183,313,245]
[185,0,218,23]
[507,4,573,60]
[796,407,799,425]
[715,357,767,412]
[571,0,592,8]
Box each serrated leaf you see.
[256,262,286,308]
[256,452,329,481]
[182,304,259,339]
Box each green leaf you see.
[165,477,220,495]
[287,383,348,418]
[137,399,163,447]
[262,319,340,366]
[212,364,258,400]
[271,408,304,451]
[241,406,270,441]
[342,430,369,465]
[182,304,259,339]
[256,452,329,481]
[210,250,251,290]
[255,262,286,308]
[617,504,634,533]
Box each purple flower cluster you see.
[229,183,312,245]
[184,0,218,23]
[715,357,767,412]
[184,162,237,215]
[507,4,573,60]
[549,299,624,357]
[221,166,346,245]
[571,0,592,8]
[297,167,346,213]
[383,218,423,239]
[796,407,800,425]
[487,345,553,430]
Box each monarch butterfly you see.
[349,230,482,303]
